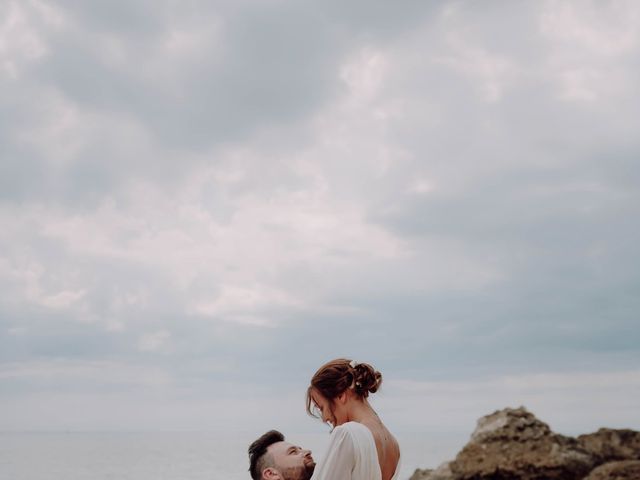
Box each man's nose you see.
[303,448,312,456]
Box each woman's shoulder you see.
[332,421,372,437]
[336,421,370,432]
[321,423,360,459]
[328,422,357,439]
[331,421,379,448]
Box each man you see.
[249,430,315,480]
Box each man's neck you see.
[279,466,312,480]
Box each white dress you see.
[311,421,401,480]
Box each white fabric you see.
[311,422,400,480]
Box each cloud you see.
[1,0,639,432]
[138,329,172,352]
[380,369,640,434]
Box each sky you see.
[1,0,639,439]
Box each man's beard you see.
[280,462,315,480]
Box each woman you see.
[307,359,400,480]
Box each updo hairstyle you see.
[306,358,382,418]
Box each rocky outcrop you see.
[409,468,433,480]
[578,429,640,463]
[450,407,594,480]
[583,460,640,480]
[410,462,454,480]
[413,407,640,480]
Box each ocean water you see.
[0,431,467,480]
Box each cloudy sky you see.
[1,0,639,438]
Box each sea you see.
[0,431,467,480]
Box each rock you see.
[409,468,432,480]
[469,406,552,443]
[428,461,455,480]
[409,462,454,480]
[449,407,595,480]
[583,460,640,480]
[578,429,640,463]
[410,407,640,480]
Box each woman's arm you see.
[310,425,355,480]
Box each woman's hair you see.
[306,358,382,418]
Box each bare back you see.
[361,418,400,480]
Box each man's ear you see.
[262,467,281,480]
[337,390,348,404]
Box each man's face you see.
[265,441,315,480]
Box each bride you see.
[306,359,400,480]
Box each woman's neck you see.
[346,398,378,423]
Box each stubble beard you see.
[280,463,315,480]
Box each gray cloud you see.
[1,0,639,432]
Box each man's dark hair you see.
[249,430,285,480]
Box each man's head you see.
[248,430,315,480]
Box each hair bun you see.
[353,362,382,396]
[306,358,383,418]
